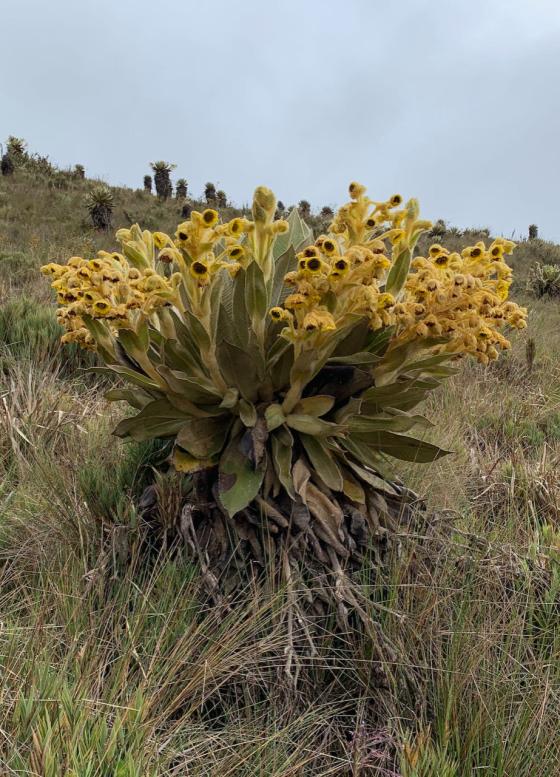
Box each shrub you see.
[529,223,538,239]
[41,182,527,667]
[527,261,560,298]
[513,238,560,269]
[143,174,152,193]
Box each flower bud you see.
[252,186,276,224]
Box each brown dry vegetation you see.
[0,155,559,775]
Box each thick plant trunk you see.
[90,204,112,231]
[139,470,423,689]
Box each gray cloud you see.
[2,0,560,239]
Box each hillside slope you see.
[1,151,560,775]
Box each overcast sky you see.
[2,0,560,239]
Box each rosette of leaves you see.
[85,185,114,230]
[175,178,187,199]
[7,136,27,157]
[204,181,216,203]
[150,161,175,199]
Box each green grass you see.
[0,150,559,774]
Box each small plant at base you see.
[85,185,114,231]
[176,178,187,199]
[143,175,152,193]
[42,182,527,678]
[181,202,192,219]
[74,164,85,179]
[150,161,175,199]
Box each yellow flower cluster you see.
[173,208,253,284]
[41,246,182,349]
[396,239,526,363]
[271,183,527,364]
[41,207,277,349]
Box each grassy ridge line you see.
[0,164,560,773]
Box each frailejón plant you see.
[42,182,527,650]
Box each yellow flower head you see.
[189,260,209,280]
[332,257,349,275]
[495,279,511,301]
[302,246,321,259]
[433,254,450,268]
[158,247,181,264]
[321,238,338,256]
[144,275,167,292]
[175,224,190,243]
[305,256,324,274]
[389,194,403,207]
[153,232,170,250]
[92,299,111,316]
[387,229,405,246]
[303,308,336,332]
[227,245,245,260]
[489,244,504,260]
[202,209,219,227]
[270,306,283,321]
[377,293,395,310]
[468,246,483,259]
[284,293,307,309]
[40,262,65,277]
[349,181,367,200]
[428,244,446,258]
[269,306,291,323]
[228,218,243,236]
[272,219,289,234]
